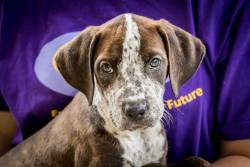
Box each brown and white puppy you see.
[0,14,207,167]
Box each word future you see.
[166,88,203,110]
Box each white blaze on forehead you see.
[120,14,141,78]
[123,14,140,53]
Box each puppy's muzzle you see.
[122,100,147,120]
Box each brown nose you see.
[122,100,147,119]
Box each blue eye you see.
[100,61,113,74]
[150,57,161,68]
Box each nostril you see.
[128,113,133,118]
[138,112,144,118]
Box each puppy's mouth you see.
[120,115,159,130]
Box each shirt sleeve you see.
[0,93,9,111]
[216,0,250,140]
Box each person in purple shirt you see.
[0,0,250,166]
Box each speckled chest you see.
[114,123,167,167]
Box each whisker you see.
[161,109,173,128]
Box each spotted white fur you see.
[116,122,166,167]
[92,14,166,166]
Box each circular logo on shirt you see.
[34,32,80,96]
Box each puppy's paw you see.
[169,156,211,167]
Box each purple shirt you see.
[1,0,250,163]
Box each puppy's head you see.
[53,14,205,132]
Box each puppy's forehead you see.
[93,16,123,61]
[95,14,165,62]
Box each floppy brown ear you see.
[53,26,99,105]
[157,19,206,97]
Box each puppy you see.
[0,13,209,167]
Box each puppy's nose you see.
[123,101,147,119]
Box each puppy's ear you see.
[157,19,205,97]
[53,26,99,105]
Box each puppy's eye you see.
[100,61,113,74]
[149,57,161,69]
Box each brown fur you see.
[0,93,124,166]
